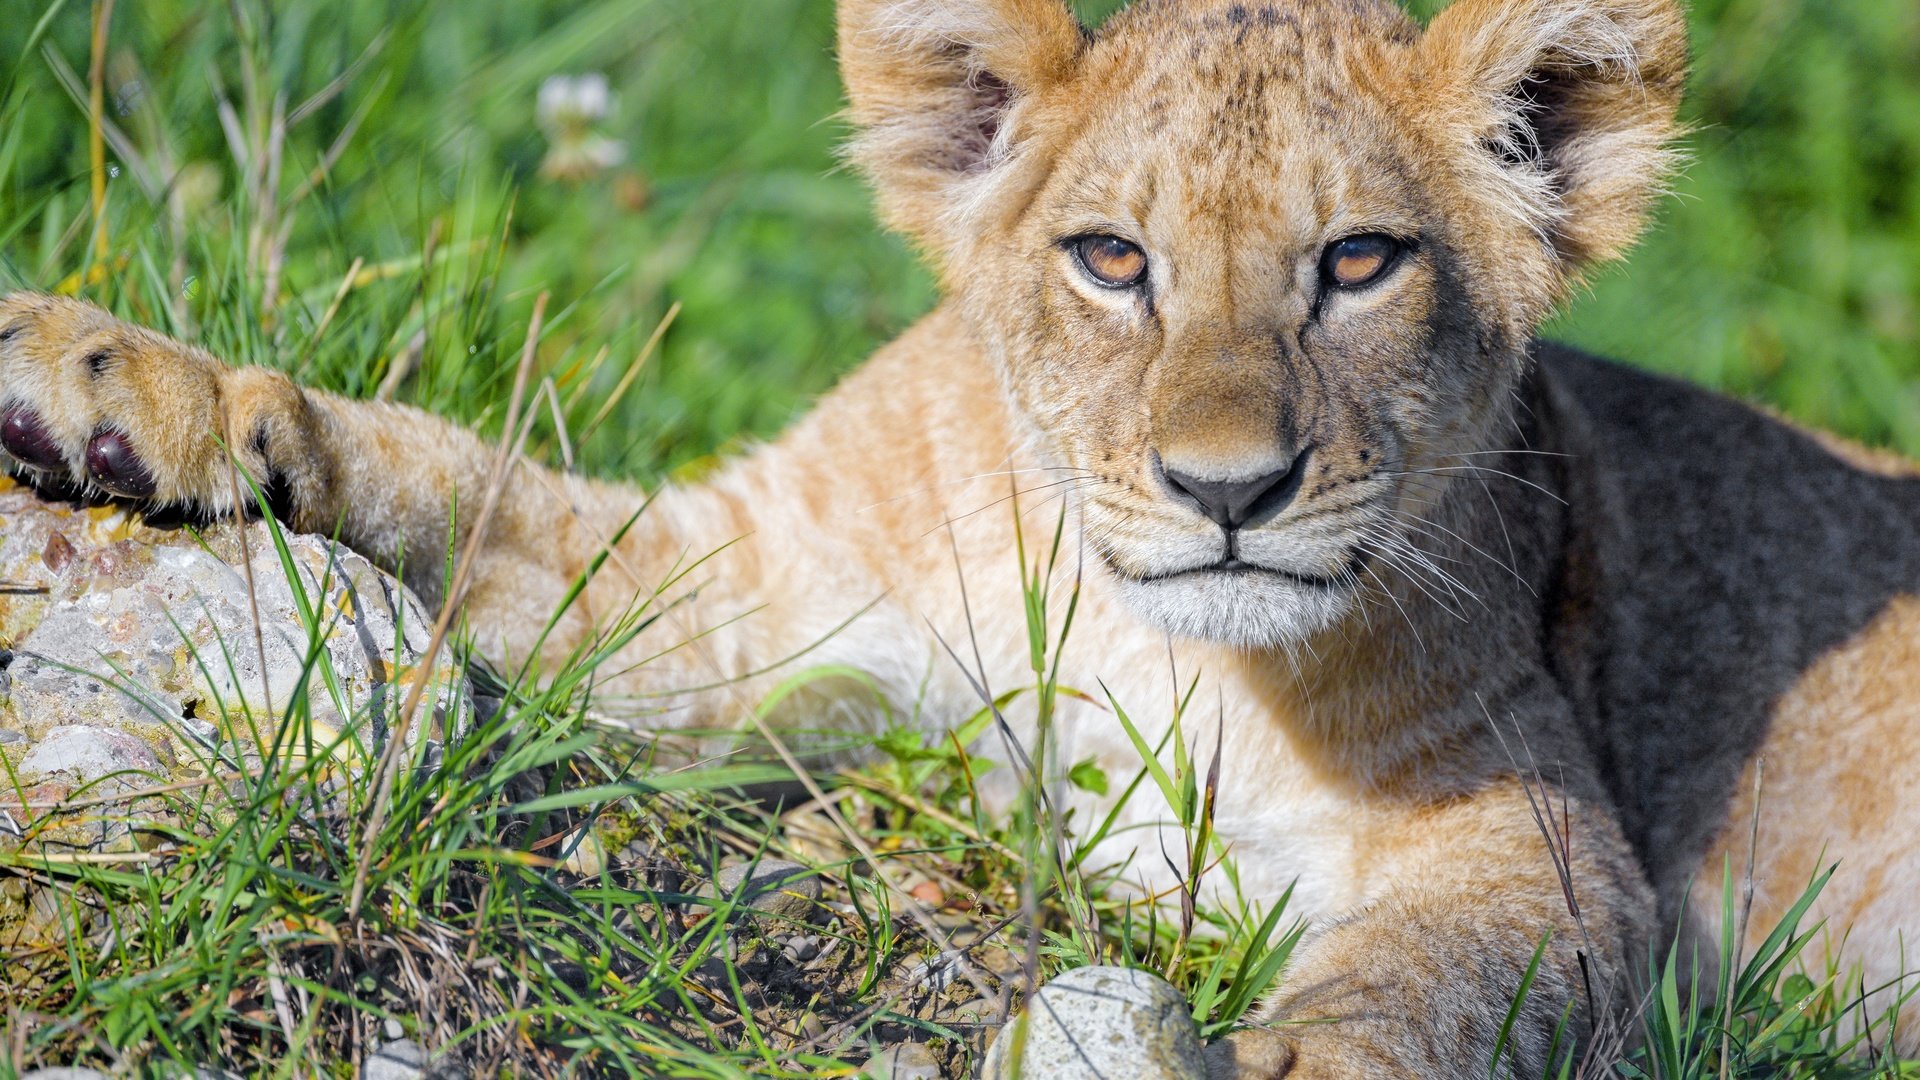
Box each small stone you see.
[41,531,75,574]
[18,725,161,782]
[981,965,1204,1080]
[559,827,607,876]
[383,1017,406,1041]
[704,859,823,923]
[21,1069,111,1080]
[0,728,24,744]
[364,1038,427,1080]
[861,1041,941,1080]
[781,933,821,964]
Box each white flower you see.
[538,73,613,134]
[537,73,627,182]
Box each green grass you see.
[0,0,1916,1076]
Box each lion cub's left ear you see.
[838,0,1085,271]
[1419,0,1689,275]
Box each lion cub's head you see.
[839,0,1686,646]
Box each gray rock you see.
[364,1037,427,1080]
[781,933,822,964]
[0,483,468,779]
[861,1041,941,1080]
[17,724,161,781]
[21,1069,111,1080]
[981,965,1204,1080]
[705,858,823,922]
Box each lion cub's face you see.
[841,0,1685,645]
[997,2,1497,646]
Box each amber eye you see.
[1321,234,1404,289]
[1073,235,1149,288]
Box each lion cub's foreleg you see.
[0,292,652,662]
[1210,778,1652,1079]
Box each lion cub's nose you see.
[1156,448,1308,529]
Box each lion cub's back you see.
[1546,346,1920,1030]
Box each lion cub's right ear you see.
[838,0,1085,272]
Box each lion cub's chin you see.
[1112,570,1355,649]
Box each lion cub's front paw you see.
[0,292,310,510]
[1205,1029,1299,1079]
[1206,1028,1404,1080]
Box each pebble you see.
[860,1041,941,1080]
[559,827,607,876]
[364,1038,427,1080]
[781,933,822,964]
[704,858,823,922]
[981,965,1205,1080]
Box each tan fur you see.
[1691,595,1920,1033]
[3,1,1916,1076]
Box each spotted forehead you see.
[1089,0,1417,134]
[1098,0,1419,41]
[1055,0,1427,227]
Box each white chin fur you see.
[1112,570,1353,648]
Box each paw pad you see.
[1,406,66,471]
[86,428,156,498]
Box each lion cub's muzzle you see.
[1152,445,1310,531]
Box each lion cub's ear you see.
[1419,0,1688,276]
[838,0,1085,269]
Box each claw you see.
[86,428,157,498]
[1,405,67,472]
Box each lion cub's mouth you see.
[1110,551,1363,592]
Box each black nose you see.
[1158,450,1307,529]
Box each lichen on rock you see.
[0,475,469,799]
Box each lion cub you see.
[4,0,1917,1074]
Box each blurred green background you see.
[0,0,1916,481]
